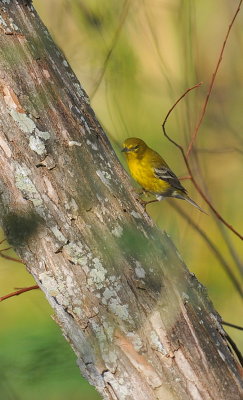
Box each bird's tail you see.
[174,191,207,214]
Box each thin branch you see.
[213,217,243,278]
[225,332,243,367]
[162,82,203,149]
[0,247,12,252]
[0,252,23,263]
[186,163,243,240]
[168,201,243,299]
[0,285,39,302]
[178,175,192,181]
[188,138,243,277]
[162,84,243,241]
[191,147,243,278]
[90,0,131,100]
[0,238,24,263]
[186,0,243,158]
[222,321,243,331]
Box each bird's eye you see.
[133,145,139,150]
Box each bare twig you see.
[162,82,203,149]
[213,218,243,277]
[224,332,243,367]
[0,285,39,302]
[90,0,131,100]
[0,247,12,252]
[168,201,243,298]
[188,134,243,277]
[162,84,243,240]
[178,175,192,181]
[0,252,23,263]
[222,321,243,331]
[186,0,243,158]
[0,238,24,263]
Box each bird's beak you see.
[121,147,129,153]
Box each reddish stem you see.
[179,175,192,181]
[0,285,39,302]
[0,253,24,263]
[162,84,243,241]
[186,0,243,159]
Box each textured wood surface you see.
[0,2,242,399]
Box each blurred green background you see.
[1,0,242,399]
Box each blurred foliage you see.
[1,0,242,399]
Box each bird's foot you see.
[138,198,159,208]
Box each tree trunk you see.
[0,2,242,399]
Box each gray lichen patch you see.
[86,139,98,151]
[39,271,59,297]
[102,288,115,304]
[63,241,92,266]
[39,269,84,318]
[0,15,7,27]
[8,18,19,31]
[50,225,67,244]
[89,320,118,368]
[111,224,123,238]
[108,300,129,321]
[29,128,50,156]
[68,140,82,147]
[87,257,107,289]
[10,109,36,133]
[134,261,146,279]
[130,210,142,219]
[96,170,111,187]
[9,110,50,156]
[126,332,143,352]
[53,241,131,322]
[29,135,46,155]
[35,129,50,141]
[65,198,79,219]
[65,198,78,213]
[14,162,43,207]
[101,278,131,322]
[103,370,132,400]
[150,331,167,355]
[73,82,89,104]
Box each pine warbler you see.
[122,137,205,213]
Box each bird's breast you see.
[128,158,170,194]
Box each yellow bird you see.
[122,137,205,213]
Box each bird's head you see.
[121,137,147,158]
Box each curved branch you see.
[168,201,243,298]
[162,84,243,241]
[186,0,243,158]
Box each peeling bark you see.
[0,1,242,399]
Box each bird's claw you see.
[137,198,159,208]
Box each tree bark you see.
[0,1,242,399]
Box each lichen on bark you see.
[0,2,242,400]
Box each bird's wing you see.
[154,166,186,192]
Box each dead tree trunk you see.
[0,2,242,399]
